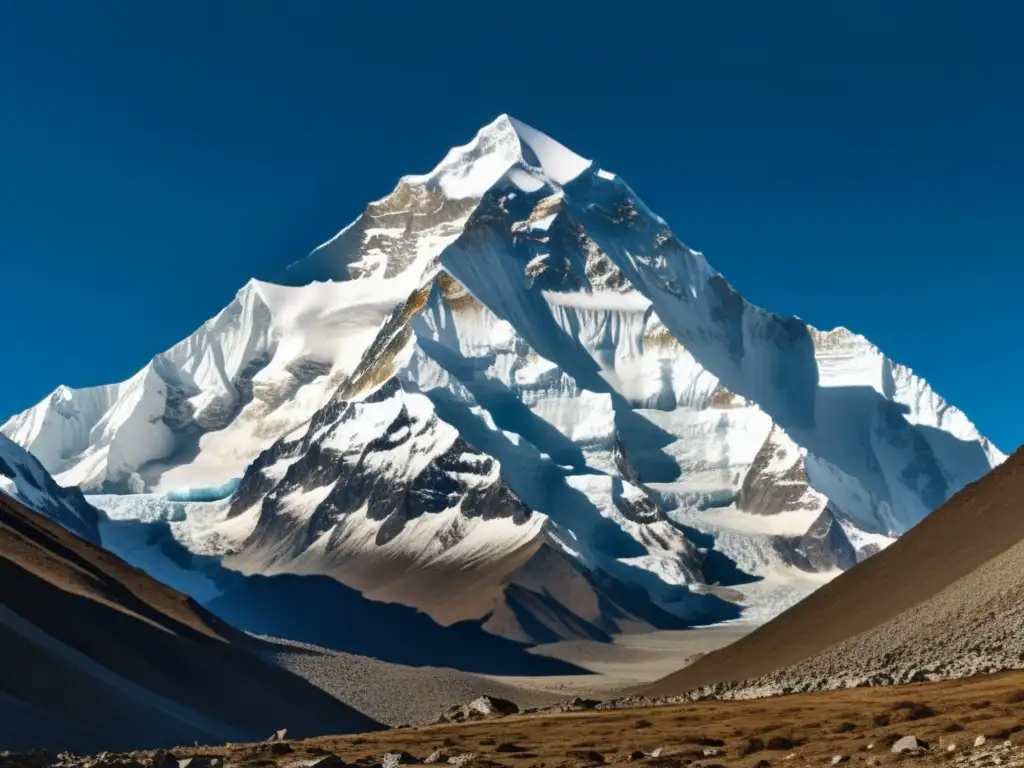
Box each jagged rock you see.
[830,757,850,765]
[382,753,420,768]
[567,696,600,710]
[176,759,221,768]
[438,695,519,723]
[267,729,288,742]
[975,736,988,748]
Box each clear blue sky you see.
[1,1,1020,451]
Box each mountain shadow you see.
[206,573,589,676]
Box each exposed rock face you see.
[738,425,826,517]
[772,507,859,572]
[235,378,533,547]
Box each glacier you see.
[2,114,1004,638]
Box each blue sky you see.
[1,1,1020,451]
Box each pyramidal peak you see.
[399,114,593,200]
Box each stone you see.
[830,757,849,766]
[975,736,988,748]
[309,757,349,768]
[177,758,220,768]
[567,696,600,710]
[438,696,520,724]
[891,736,926,754]
[382,753,420,768]
[267,729,287,742]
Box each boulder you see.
[891,736,926,754]
[309,757,349,768]
[438,696,519,723]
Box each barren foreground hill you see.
[644,446,1024,696]
[0,492,381,752]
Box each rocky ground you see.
[685,537,1024,702]
[5,670,1024,768]
[248,628,747,727]
[251,636,569,726]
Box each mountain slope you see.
[643,445,1024,696]
[0,489,382,752]
[2,115,1004,635]
[2,277,425,493]
[0,433,99,543]
[206,116,1000,630]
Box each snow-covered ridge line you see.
[2,271,428,492]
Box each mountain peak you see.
[490,114,593,185]
[397,114,592,201]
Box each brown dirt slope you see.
[70,670,1024,768]
[644,445,1024,695]
[0,491,382,752]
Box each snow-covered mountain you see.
[3,115,1004,635]
[0,433,100,543]
[2,276,426,494]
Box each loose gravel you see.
[251,636,568,726]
